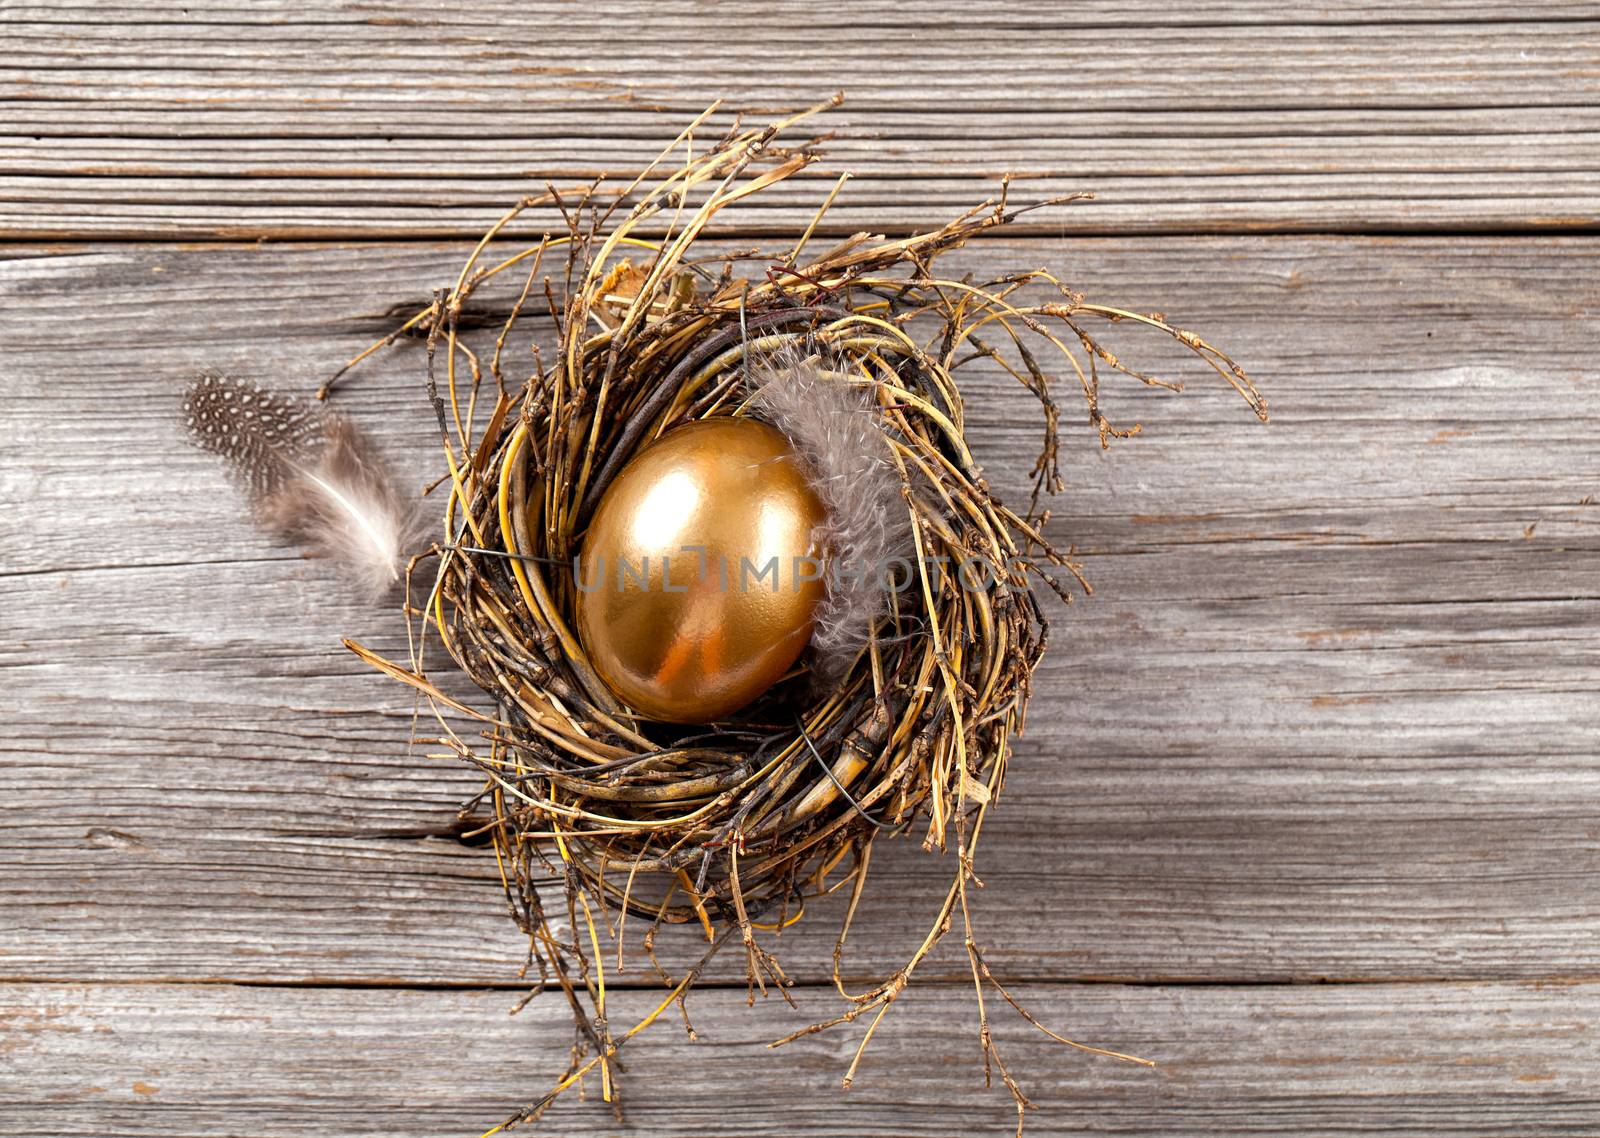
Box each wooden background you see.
[4,3,1599,1135]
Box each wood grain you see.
[4,980,1597,1136]
[4,236,1597,988]
[14,1,1600,26]
[5,6,1599,1130]
[3,3,1599,238]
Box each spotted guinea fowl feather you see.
[184,371,322,495]
[184,373,419,595]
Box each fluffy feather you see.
[744,344,912,681]
[184,373,419,595]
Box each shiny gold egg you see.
[574,417,828,723]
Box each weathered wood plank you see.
[3,235,1597,986]
[5,109,1598,239]
[8,4,1596,112]
[13,1,1600,27]
[3,5,1599,238]
[5,980,1597,1136]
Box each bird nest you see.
[334,100,1264,1133]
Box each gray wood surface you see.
[5,981,1598,1137]
[4,3,1599,1136]
[4,2,1600,237]
[5,234,1600,989]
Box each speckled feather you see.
[183,373,419,595]
[184,371,322,496]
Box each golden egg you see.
[574,417,828,723]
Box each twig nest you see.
[338,100,1264,1131]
